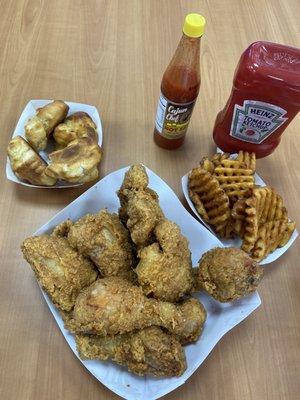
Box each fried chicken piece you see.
[136,219,194,302]
[25,100,69,151]
[196,247,263,302]
[117,165,163,247]
[45,134,101,183]
[7,136,57,186]
[21,235,98,311]
[76,326,186,377]
[65,210,136,281]
[65,277,206,344]
[118,164,150,222]
[53,112,98,149]
[52,219,74,238]
[126,190,164,248]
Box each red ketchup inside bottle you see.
[213,41,300,158]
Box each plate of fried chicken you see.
[21,165,263,400]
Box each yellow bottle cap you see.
[183,13,206,38]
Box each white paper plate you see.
[181,171,298,265]
[6,99,103,188]
[28,165,261,400]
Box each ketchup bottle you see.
[154,13,206,150]
[213,41,300,158]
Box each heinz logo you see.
[230,100,288,144]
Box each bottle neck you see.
[161,33,201,103]
[169,33,201,72]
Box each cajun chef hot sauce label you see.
[155,93,196,139]
[230,100,288,144]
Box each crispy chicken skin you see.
[53,112,98,149]
[21,235,98,311]
[126,190,164,248]
[7,136,56,186]
[65,210,136,281]
[25,100,69,151]
[65,277,206,344]
[136,219,194,302]
[45,134,101,183]
[118,164,150,222]
[76,326,186,377]
[196,247,263,302]
[117,165,163,247]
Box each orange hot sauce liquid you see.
[154,34,201,150]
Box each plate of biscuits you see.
[6,100,103,188]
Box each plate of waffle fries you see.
[6,100,103,188]
[182,151,298,264]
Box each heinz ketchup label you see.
[230,100,288,144]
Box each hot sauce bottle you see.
[213,41,300,158]
[154,13,206,150]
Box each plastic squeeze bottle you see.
[213,41,300,158]
[153,13,206,149]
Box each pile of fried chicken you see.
[21,165,263,377]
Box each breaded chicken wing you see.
[117,165,163,247]
[65,277,206,344]
[25,100,69,151]
[196,247,263,302]
[126,190,164,248]
[136,219,194,302]
[76,326,186,377]
[53,112,98,149]
[21,235,98,311]
[64,210,136,281]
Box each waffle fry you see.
[188,190,209,222]
[188,167,231,235]
[188,151,295,261]
[210,153,230,167]
[236,151,256,171]
[199,157,214,174]
[231,199,247,237]
[251,220,289,261]
[279,221,296,247]
[214,159,255,200]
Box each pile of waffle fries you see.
[188,151,296,261]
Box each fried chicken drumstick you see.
[65,276,206,344]
[76,326,186,377]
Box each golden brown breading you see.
[7,136,56,186]
[136,219,194,302]
[196,247,263,302]
[66,210,136,281]
[25,100,69,151]
[76,326,186,377]
[53,112,98,149]
[52,219,73,238]
[125,190,164,248]
[65,276,206,344]
[117,164,160,221]
[45,135,101,183]
[21,235,98,311]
